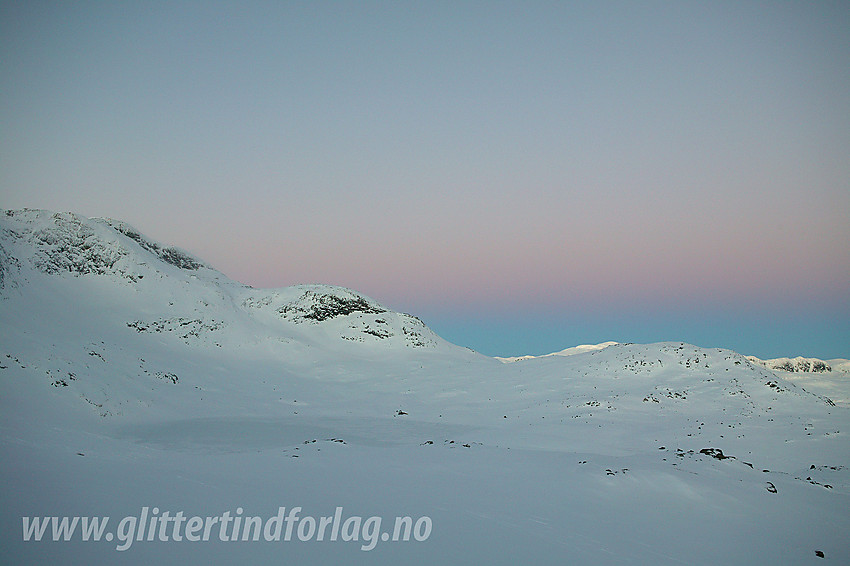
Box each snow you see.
[2,209,848,564]
[496,341,619,362]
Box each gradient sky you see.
[2,1,849,358]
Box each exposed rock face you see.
[279,289,388,322]
[1,209,208,287]
[747,355,832,374]
[104,219,205,270]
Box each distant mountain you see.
[744,354,850,408]
[746,355,849,374]
[496,341,619,362]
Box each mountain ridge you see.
[1,208,454,355]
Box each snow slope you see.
[1,209,848,565]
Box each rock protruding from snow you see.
[279,288,388,323]
[242,285,441,348]
[13,210,128,276]
[0,240,21,292]
[103,219,205,270]
[0,209,213,289]
[747,356,832,373]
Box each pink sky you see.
[2,1,848,356]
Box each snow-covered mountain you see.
[495,341,619,362]
[746,355,842,374]
[744,354,850,409]
[1,209,451,352]
[1,209,848,565]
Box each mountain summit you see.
[1,208,451,354]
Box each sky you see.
[1,1,848,359]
